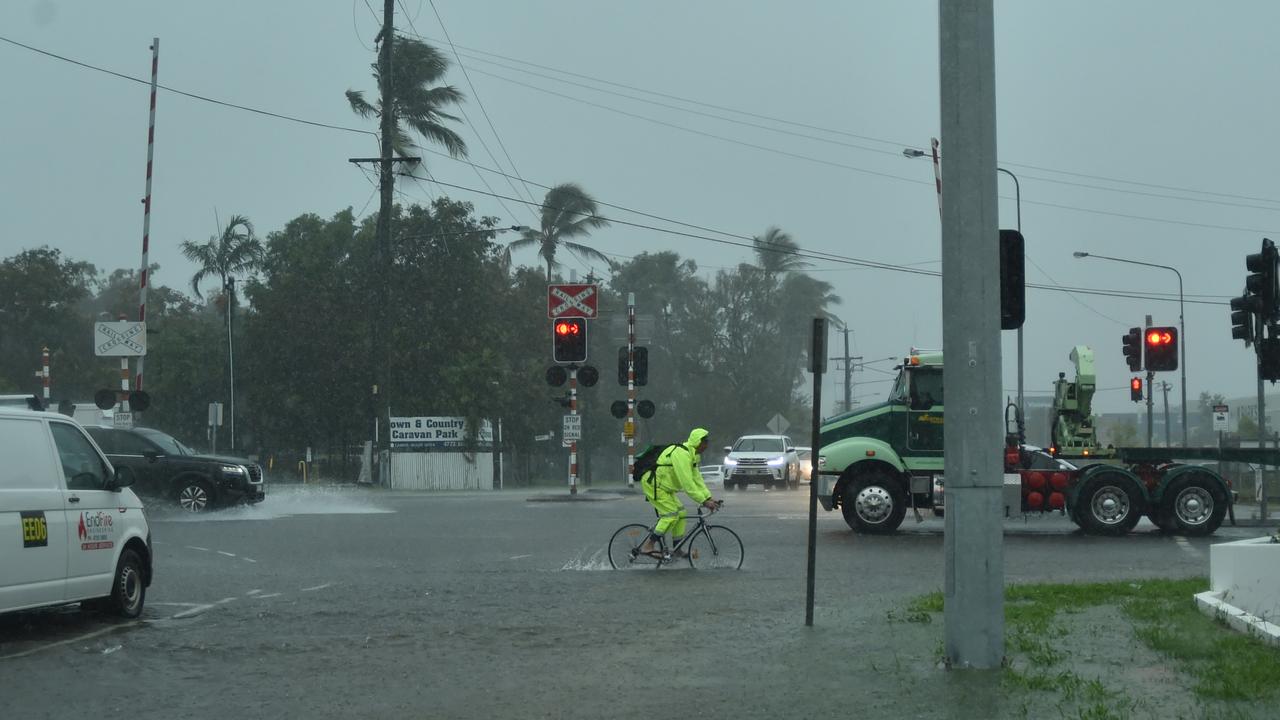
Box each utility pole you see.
[939,0,1003,669]
[1161,381,1171,448]
[374,0,395,456]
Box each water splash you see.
[152,485,394,522]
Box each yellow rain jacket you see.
[649,427,711,537]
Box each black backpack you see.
[633,443,676,486]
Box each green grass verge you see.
[902,577,1280,714]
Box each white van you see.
[0,407,152,617]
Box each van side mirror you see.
[110,468,135,490]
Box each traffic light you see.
[999,230,1025,330]
[1231,293,1257,344]
[552,317,588,363]
[1144,326,1178,372]
[1261,338,1280,382]
[1246,239,1278,322]
[615,346,650,386]
[1130,377,1143,403]
[1121,327,1142,372]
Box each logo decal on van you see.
[78,511,115,551]
[20,511,48,548]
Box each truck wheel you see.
[840,470,906,534]
[107,548,146,618]
[1075,473,1143,536]
[176,477,214,513]
[1162,473,1227,536]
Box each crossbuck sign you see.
[94,321,147,356]
[547,284,599,319]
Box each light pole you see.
[904,149,1023,435]
[1074,252,1187,446]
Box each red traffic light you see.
[1130,377,1143,403]
[1130,378,1142,391]
[1145,329,1173,347]
[555,321,580,336]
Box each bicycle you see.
[607,501,744,570]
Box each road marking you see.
[300,583,332,592]
[1175,536,1203,556]
[242,557,257,563]
[256,593,283,599]
[186,546,209,552]
[246,589,262,596]
[217,551,236,557]
[0,622,140,660]
[509,554,533,560]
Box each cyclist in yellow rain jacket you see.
[641,427,718,558]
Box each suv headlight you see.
[723,457,738,466]
[767,457,785,466]
[221,464,247,475]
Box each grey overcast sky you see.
[2,1,1278,416]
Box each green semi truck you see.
[816,348,1260,536]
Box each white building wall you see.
[388,452,494,490]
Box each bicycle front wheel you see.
[608,524,661,570]
[688,525,744,570]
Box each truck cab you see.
[816,350,944,532]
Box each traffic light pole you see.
[1152,371,1162,445]
[1161,381,1171,448]
[1258,355,1268,519]
[626,293,636,487]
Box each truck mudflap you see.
[816,472,836,511]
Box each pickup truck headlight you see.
[767,457,785,466]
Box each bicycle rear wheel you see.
[688,525,744,570]
[608,524,662,570]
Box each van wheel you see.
[107,549,146,618]
[176,478,213,512]
[840,470,906,534]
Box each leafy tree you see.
[503,183,612,280]
[1239,414,1259,437]
[1107,419,1138,447]
[346,37,467,159]
[0,247,105,402]
[180,215,261,301]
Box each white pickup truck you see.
[722,434,802,491]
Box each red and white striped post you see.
[135,38,159,391]
[626,293,636,486]
[118,317,131,416]
[569,367,579,494]
[42,347,50,408]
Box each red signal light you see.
[1131,378,1142,391]
[555,321,579,336]
[1146,330,1172,346]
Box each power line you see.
[463,65,1280,235]
[402,30,1280,209]
[0,35,375,137]
[396,172,1229,307]
[426,0,539,209]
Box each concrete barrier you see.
[1196,535,1280,648]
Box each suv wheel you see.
[176,478,214,513]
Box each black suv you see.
[86,426,265,512]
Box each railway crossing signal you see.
[552,317,588,363]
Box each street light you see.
[1074,251,1187,446]
[904,147,1024,435]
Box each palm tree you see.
[504,183,612,280]
[346,37,467,159]
[752,226,810,275]
[180,215,261,300]
[180,215,262,451]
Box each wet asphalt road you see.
[0,484,1262,719]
